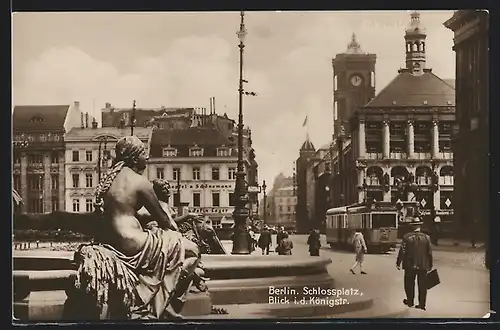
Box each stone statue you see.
[63,136,203,320]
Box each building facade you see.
[330,12,456,228]
[13,102,83,214]
[444,10,489,239]
[304,144,332,231]
[295,139,316,233]
[148,127,241,229]
[272,186,297,230]
[64,126,152,213]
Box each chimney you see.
[209,97,213,114]
[212,97,216,115]
[105,102,111,109]
[80,112,84,128]
[74,101,80,111]
[92,118,98,129]
[85,112,89,128]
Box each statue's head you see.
[115,136,148,174]
[152,179,171,202]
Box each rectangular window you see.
[52,197,59,212]
[212,192,220,207]
[86,151,93,162]
[156,167,165,179]
[13,175,21,192]
[173,193,180,207]
[72,150,80,162]
[193,192,201,207]
[85,198,93,212]
[28,174,43,190]
[29,197,44,214]
[229,192,236,206]
[72,173,80,188]
[28,154,43,164]
[51,174,59,190]
[72,199,80,212]
[85,173,93,188]
[279,205,283,212]
[228,168,236,180]
[51,152,59,164]
[173,168,180,181]
[212,167,220,180]
[193,167,201,181]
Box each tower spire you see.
[404,11,427,74]
[346,32,363,54]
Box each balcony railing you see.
[366,177,380,186]
[437,151,453,159]
[414,152,432,160]
[389,152,407,160]
[416,177,432,185]
[439,176,454,185]
[365,152,383,160]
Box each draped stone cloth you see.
[67,227,186,320]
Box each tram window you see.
[362,214,370,228]
[372,213,397,228]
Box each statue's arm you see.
[137,180,178,231]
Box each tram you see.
[325,202,399,253]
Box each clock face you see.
[350,74,363,87]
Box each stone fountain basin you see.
[13,251,342,320]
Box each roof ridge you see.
[364,71,408,107]
[431,72,456,90]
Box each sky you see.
[12,10,456,192]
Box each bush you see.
[13,229,90,242]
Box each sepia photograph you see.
[11,9,490,321]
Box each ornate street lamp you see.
[232,11,251,254]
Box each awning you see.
[12,189,23,206]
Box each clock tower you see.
[332,33,376,138]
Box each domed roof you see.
[405,11,427,36]
[300,136,315,151]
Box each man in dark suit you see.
[258,226,272,255]
[396,221,433,311]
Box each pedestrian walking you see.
[276,232,293,255]
[307,229,321,256]
[258,226,272,255]
[350,231,367,275]
[396,220,433,311]
[248,226,256,252]
[276,226,287,247]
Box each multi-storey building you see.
[305,144,332,231]
[13,102,83,214]
[262,173,293,226]
[64,125,152,213]
[102,101,259,221]
[148,127,241,229]
[331,12,456,227]
[444,10,489,239]
[272,186,297,230]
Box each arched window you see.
[366,166,383,186]
[439,166,453,185]
[390,166,409,186]
[416,166,432,185]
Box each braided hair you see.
[94,136,146,215]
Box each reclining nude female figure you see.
[64,136,201,320]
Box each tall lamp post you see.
[232,11,251,254]
[262,180,267,223]
[131,100,136,136]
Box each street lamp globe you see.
[325,186,330,192]
[237,28,247,43]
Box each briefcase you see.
[426,269,440,290]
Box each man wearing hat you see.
[396,220,433,311]
[258,225,272,255]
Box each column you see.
[382,120,390,159]
[407,120,415,159]
[358,120,366,159]
[357,169,364,203]
[44,153,51,213]
[432,119,439,158]
[383,169,391,202]
[433,189,440,212]
[59,151,65,211]
[407,166,416,201]
[20,153,28,214]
